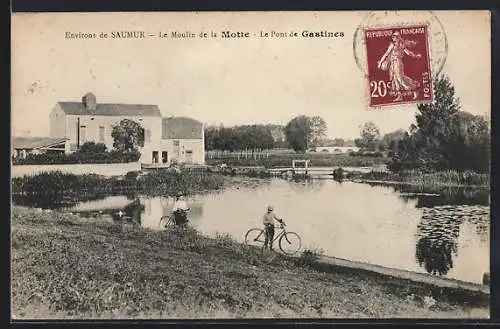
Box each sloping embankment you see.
[11,206,489,319]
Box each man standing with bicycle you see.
[263,206,283,251]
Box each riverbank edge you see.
[11,206,489,311]
[294,254,489,295]
[350,179,490,190]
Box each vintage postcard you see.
[11,11,491,320]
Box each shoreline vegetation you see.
[11,164,489,208]
[11,206,489,319]
[352,170,489,189]
[11,170,226,208]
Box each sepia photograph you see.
[11,10,490,319]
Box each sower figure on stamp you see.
[262,206,283,251]
[377,31,422,102]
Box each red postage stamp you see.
[364,24,433,107]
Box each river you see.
[14,178,490,284]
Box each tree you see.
[379,129,406,154]
[77,141,107,154]
[204,125,219,151]
[355,121,380,151]
[284,115,313,153]
[391,75,490,173]
[111,119,145,153]
[267,124,286,147]
[205,124,276,154]
[310,116,328,147]
[332,138,345,147]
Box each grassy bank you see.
[351,170,489,189]
[206,153,388,168]
[11,207,488,319]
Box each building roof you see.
[162,117,203,139]
[12,137,68,150]
[57,102,162,117]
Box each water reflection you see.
[415,205,489,277]
[140,196,204,228]
[12,178,490,284]
[415,210,460,276]
[11,192,108,209]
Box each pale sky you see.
[11,11,490,139]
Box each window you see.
[152,151,159,163]
[145,129,151,143]
[173,140,180,157]
[99,126,105,142]
[80,126,87,143]
[162,151,168,163]
[185,150,193,163]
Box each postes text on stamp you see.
[364,25,433,108]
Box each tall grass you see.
[11,170,226,207]
[11,171,114,197]
[355,170,489,188]
[137,170,224,196]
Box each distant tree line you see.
[205,116,328,154]
[354,122,406,155]
[204,124,283,155]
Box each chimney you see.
[82,92,97,111]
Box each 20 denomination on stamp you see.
[364,25,433,107]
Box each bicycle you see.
[244,221,302,255]
[158,209,190,229]
[159,214,175,228]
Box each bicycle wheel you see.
[160,216,174,229]
[245,228,265,247]
[279,232,302,255]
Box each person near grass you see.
[262,206,283,250]
[172,193,190,226]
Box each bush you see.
[137,169,224,196]
[295,248,324,268]
[13,149,141,165]
[12,171,108,194]
[77,142,108,154]
[349,151,384,158]
[124,171,140,181]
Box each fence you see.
[11,162,141,178]
[205,150,272,160]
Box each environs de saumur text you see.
[65,30,345,39]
